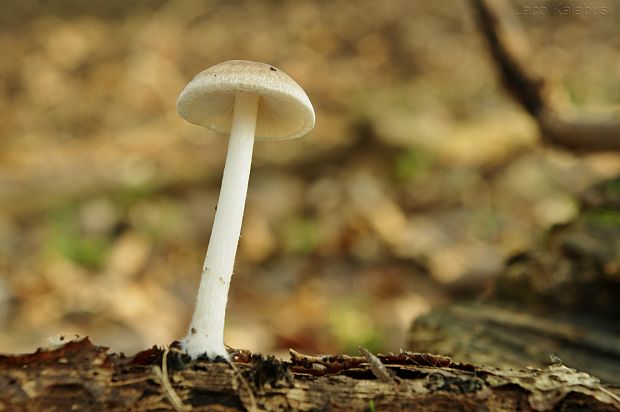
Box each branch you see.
[471,0,545,117]
[471,0,620,153]
[538,111,620,153]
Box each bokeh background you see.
[0,0,618,357]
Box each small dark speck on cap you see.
[191,328,197,334]
[270,67,277,71]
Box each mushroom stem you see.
[182,92,259,359]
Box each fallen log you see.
[1,336,619,411]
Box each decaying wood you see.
[472,0,620,153]
[1,337,619,412]
[495,176,620,319]
[408,303,620,387]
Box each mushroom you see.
[176,60,315,359]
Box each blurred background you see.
[0,0,618,357]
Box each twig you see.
[358,346,399,384]
[598,385,620,404]
[152,347,191,412]
[289,348,327,363]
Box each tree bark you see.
[1,337,619,411]
[408,303,620,386]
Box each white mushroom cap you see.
[177,60,315,140]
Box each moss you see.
[115,182,157,209]
[392,149,434,182]
[328,299,384,354]
[52,233,110,270]
[283,216,319,255]
[46,205,111,270]
[582,208,620,228]
[603,178,620,197]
